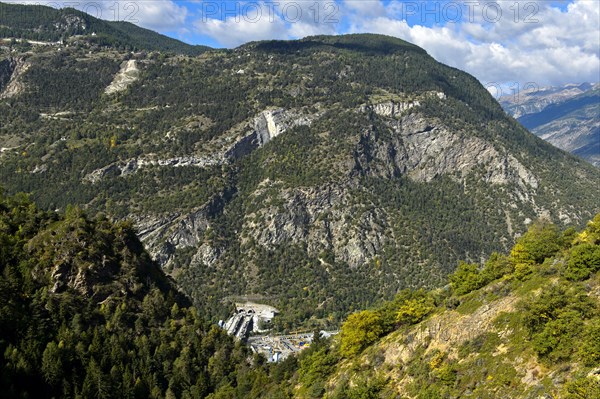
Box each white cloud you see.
[286,20,337,39]
[274,0,340,38]
[348,0,600,88]
[88,0,189,32]
[194,8,288,47]
[193,1,340,47]
[131,1,188,32]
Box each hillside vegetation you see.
[0,191,284,399]
[283,215,600,398]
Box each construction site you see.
[219,302,338,362]
[248,332,317,362]
[220,302,279,341]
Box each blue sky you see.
[13,1,600,94]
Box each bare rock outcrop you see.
[226,108,314,159]
[105,59,140,95]
[353,112,538,190]
[134,188,235,268]
[83,155,220,183]
[242,183,388,267]
[0,57,29,99]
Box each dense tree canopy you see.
[0,192,282,399]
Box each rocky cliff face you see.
[241,183,387,268]
[354,110,538,188]
[83,155,220,183]
[226,108,315,159]
[0,56,28,99]
[134,187,235,268]
[129,104,545,272]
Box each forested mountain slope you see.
[0,2,209,54]
[0,17,598,327]
[0,191,285,398]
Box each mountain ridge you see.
[0,11,598,328]
[0,2,209,54]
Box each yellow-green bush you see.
[339,310,384,357]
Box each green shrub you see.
[521,282,596,363]
[531,310,583,363]
[433,363,457,387]
[578,319,600,366]
[575,214,600,245]
[513,262,534,280]
[449,262,484,295]
[562,375,600,399]
[481,252,514,282]
[511,220,562,264]
[298,345,338,391]
[564,243,600,281]
[340,310,385,357]
[396,293,436,325]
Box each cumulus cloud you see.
[269,0,340,39]
[91,0,189,32]
[347,0,600,88]
[193,1,340,47]
[130,1,189,32]
[194,11,288,47]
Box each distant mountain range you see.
[500,83,600,167]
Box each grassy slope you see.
[290,216,600,398]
